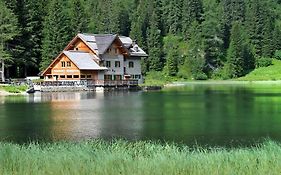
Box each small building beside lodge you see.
[41,33,147,87]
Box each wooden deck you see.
[36,80,139,87]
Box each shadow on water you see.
[0,95,53,143]
[141,84,281,147]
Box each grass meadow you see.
[0,140,281,175]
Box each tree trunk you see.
[1,60,4,82]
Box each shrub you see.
[255,57,272,68]
[274,50,281,60]
[193,72,208,80]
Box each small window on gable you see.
[61,61,66,67]
[67,61,71,67]
[114,48,118,54]
[129,61,134,68]
[108,48,112,53]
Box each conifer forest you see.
[0,0,281,79]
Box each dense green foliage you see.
[1,140,281,174]
[0,0,281,80]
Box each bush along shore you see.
[0,85,28,95]
[0,140,281,175]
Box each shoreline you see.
[165,80,281,87]
[0,89,28,96]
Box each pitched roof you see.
[64,51,107,70]
[78,33,117,55]
[119,36,148,57]
[78,33,147,57]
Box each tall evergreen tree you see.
[225,22,253,78]
[201,0,224,77]
[181,0,203,40]
[130,0,149,51]
[147,1,163,71]
[0,0,18,81]
[165,43,179,76]
[167,0,182,35]
[221,0,245,49]
[181,21,206,79]
[40,0,72,70]
[69,0,88,35]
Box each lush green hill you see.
[238,59,281,81]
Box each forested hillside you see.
[1,0,281,80]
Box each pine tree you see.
[0,0,18,81]
[40,0,72,71]
[181,0,203,40]
[181,21,206,80]
[166,44,178,76]
[147,8,163,71]
[130,0,149,51]
[167,0,182,35]
[225,22,252,78]
[244,0,269,58]
[69,0,88,35]
[221,0,245,49]
[201,1,225,77]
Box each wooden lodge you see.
[41,34,147,87]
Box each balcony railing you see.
[37,80,139,87]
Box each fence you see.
[35,80,139,87]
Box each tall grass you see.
[0,140,281,175]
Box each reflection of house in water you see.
[46,92,105,140]
[26,91,144,141]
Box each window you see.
[61,61,66,67]
[87,75,92,79]
[114,75,122,80]
[115,61,120,68]
[60,75,65,78]
[73,75,79,78]
[67,61,71,67]
[81,75,86,79]
[104,75,112,80]
[134,75,141,79]
[106,61,111,67]
[114,48,118,54]
[129,61,134,68]
[67,75,72,79]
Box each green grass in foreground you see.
[1,140,281,175]
[0,85,28,93]
[238,59,281,81]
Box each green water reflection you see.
[0,84,281,146]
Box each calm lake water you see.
[1,83,281,147]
